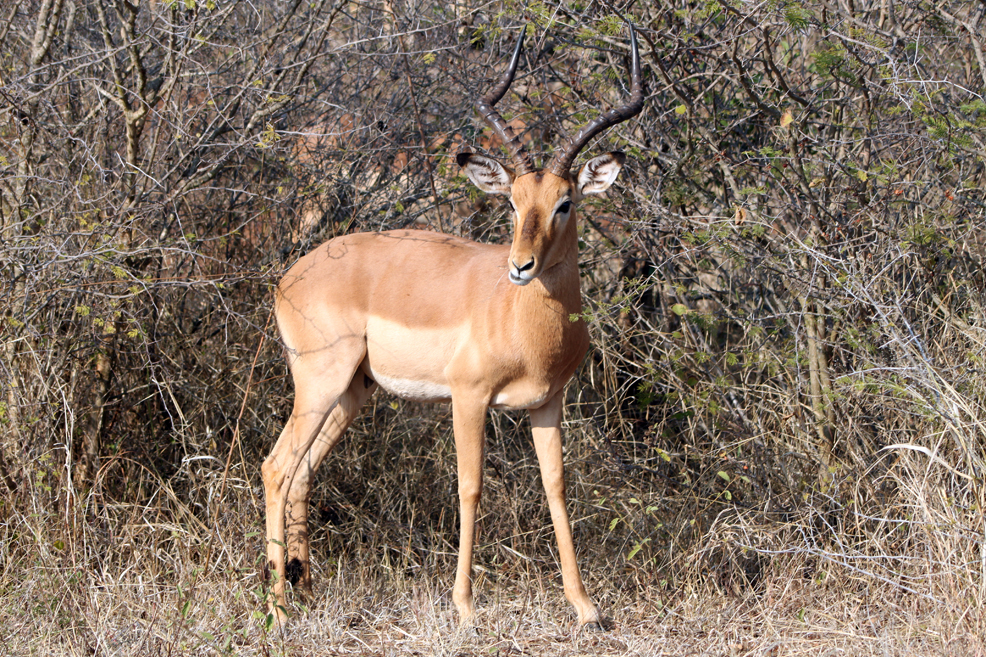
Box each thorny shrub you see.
[1,0,985,651]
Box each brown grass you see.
[5,530,983,656]
[3,403,985,656]
[3,1,986,655]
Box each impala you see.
[262,23,643,629]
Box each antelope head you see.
[457,24,644,286]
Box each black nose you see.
[512,258,535,272]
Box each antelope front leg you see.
[530,392,601,627]
[450,395,488,625]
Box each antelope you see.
[262,23,643,629]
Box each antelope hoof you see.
[582,620,606,633]
[456,610,477,630]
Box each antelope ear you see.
[577,152,626,196]
[457,152,514,195]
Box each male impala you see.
[262,24,643,629]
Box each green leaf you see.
[671,303,688,316]
[783,5,812,30]
[717,470,730,482]
[627,538,651,560]
[609,517,621,531]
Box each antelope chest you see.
[488,322,588,410]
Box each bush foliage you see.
[2,0,985,653]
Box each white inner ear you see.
[461,154,514,195]
[577,152,625,196]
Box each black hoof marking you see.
[285,558,305,586]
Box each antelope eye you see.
[557,201,571,215]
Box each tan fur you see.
[262,156,625,629]
[262,20,643,629]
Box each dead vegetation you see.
[2,1,986,655]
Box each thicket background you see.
[2,1,985,655]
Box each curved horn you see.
[546,22,644,178]
[475,26,535,176]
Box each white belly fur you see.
[371,370,452,402]
[365,315,457,402]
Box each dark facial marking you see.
[522,207,542,240]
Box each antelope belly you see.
[365,316,455,402]
[370,372,452,402]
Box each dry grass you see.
[3,424,984,657]
[3,2,986,655]
[5,537,983,656]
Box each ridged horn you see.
[474,26,535,176]
[546,22,644,178]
